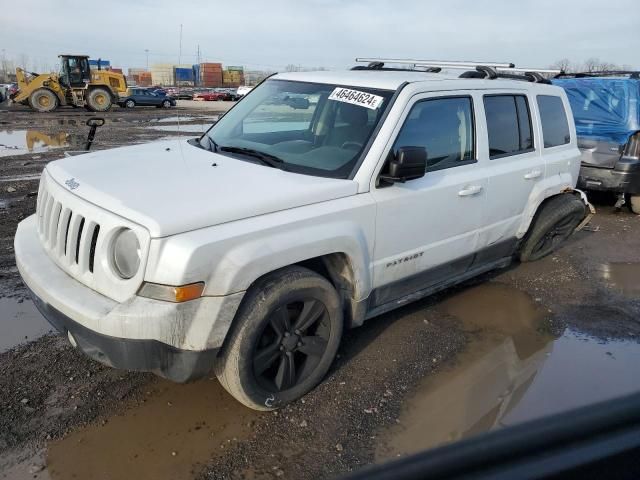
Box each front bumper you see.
[578,163,640,195]
[15,215,244,382]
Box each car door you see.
[476,91,544,253]
[370,92,488,308]
[132,89,145,105]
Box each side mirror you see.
[380,146,427,184]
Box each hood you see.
[46,139,358,237]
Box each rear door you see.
[370,92,487,307]
[477,91,544,251]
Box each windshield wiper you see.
[219,145,285,169]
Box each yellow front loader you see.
[12,55,128,113]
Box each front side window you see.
[537,95,571,147]
[391,96,475,171]
[484,95,534,158]
[203,80,393,178]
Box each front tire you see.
[86,87,112,112]
[29,88,58,112]
[215,266,343,411]
[124,99,135,108]
[519,194,586,262]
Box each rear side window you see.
[537,95,571,147]
[392,96,475,171]
[484,95,534,158]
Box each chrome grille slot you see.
[56,208,72,257]
[75,217,85,265]
[89,225,100,273]
[48,202,62,249]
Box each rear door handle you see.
[458,185,483,197]
[524,170,542,180]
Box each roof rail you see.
[355,58,515,69]
[554,71,640,79]
[498,67,562,75]
[460,66,552,84]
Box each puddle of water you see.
[46,379,259,480]
[0,298,53,352]
[0,130,75,158]
[154,116,201,123]
[598,262,640,297]
[376,283,640,461]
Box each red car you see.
[193,91,226,101]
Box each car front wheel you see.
[125,99,135,108]
[215,266,343,410]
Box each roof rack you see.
[352,58,559,83]
[554,71,640,79]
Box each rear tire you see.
[161,99,171,108]
[629,195,640,215]
[215,266,343,411]
[519,194,586,262]
[28,88,58,112]
[86,87,112,112]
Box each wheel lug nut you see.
[280,346,285,351]
[284,332,290,337]
[294,329,300,335]
[297,342,302,347]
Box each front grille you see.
[34,170,150,303]
[37,180,100,275]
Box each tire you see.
[161,99,172,108]
[124,99,135,109]
[86,87,112,112]
[628,195,640,215]
[215,266,343,411]
[519,194,586,262]
[28,88,58,112]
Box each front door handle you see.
[458,185,483,197]
[524,170,542,180]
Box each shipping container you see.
[151,63,174,86]
[138,72,153,86]
[110,68,123,74]
[89,59,110,69]
[128,67,148,76]
[174,67,195,82]
[226,66,244,72]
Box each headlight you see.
[112,229,141,279]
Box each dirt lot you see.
[1,101,639,480]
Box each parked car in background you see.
[553,72,640,214]
[193,90,226,101]
[175,91,194,100]
[7,83,19,98]
[118,88,176,108]
[236,85,253,97]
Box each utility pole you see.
[144,49,149,70]
[178,24,183,66]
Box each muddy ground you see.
[1,101,639,480]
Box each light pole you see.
[144,49,149,70]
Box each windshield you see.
[201,79,394,178]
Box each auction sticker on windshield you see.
[328,88,384,110]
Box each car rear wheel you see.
[628,195,640,215]
[215,266,343,411]
[162,99,172,108]
[519,194,586,262]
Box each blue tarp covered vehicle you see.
[551,77,639,145]
[552,75,640,213]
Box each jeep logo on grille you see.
[65,178,80,190]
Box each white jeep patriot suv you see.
[15,60,591,410]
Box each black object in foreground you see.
[342,392,640,480]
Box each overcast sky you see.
[2,0,639,72]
